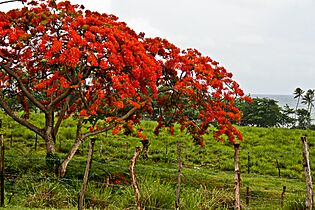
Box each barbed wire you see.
[0,138,312,209]
[3,153,309,182]
[2,188,176,210]
[4,173,131,188]
[6,171,303,191]
[2,135,310,156]
[2,185,306,209]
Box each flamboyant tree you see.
[0,0,161,169]
[143,37,251,145]
[1,0,250,175]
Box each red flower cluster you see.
[143,38,251,145]
[0,0,250,146]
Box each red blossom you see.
[0,0,249,152]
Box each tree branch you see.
[78,84,90,109]
[158,86,175,93]
[0,63,48,113]
[0,96,43,138]
[47,88,74,110]
[0,0,23,5]
[82,106,138,139]
[54,96,70,136]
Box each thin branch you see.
[54,96,71,136]
[158,86,175,93]
[47,88,73,110]
[0,63,48,113]
[82,106,138,139]
[82,123,116,140]
[0,0,23,5]
[78,84,90,109]
[0,95,43,137]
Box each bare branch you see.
[158,86,175,93]
[54,96,71,136]
[0,0,23,5]
[78,84,90,109]
[47,88,74,110]
[82,106,138,139]
[0,96,43,137]
[0,63,48,113]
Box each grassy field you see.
[0,110,314,209]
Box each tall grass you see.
[0,111,314,209]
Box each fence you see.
[0,126,313,209]
[0,144,312,209]
[1,157,307,209]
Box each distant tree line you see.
[237,88,315,129]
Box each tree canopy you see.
[0,0,250,174]
[143,37,250,144]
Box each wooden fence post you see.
[78,138,96,210]
[218,150,221,170]
[247,152,250,174]
[9,123,12,147]
[301,136,313,210]
[165,138,168,163]
[34,133,38,151]
[100,144,103,158]
[246,187,250,207]
[0,134,4,207]
[141,140,150,160]
[234,143,241,210]
[275,159,281,177]
[176,141,183,210]
[130,147,142,210]
[126,142,129,154]
[281,186,286,208]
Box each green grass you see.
[0,110,314,209]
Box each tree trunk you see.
[78,138,96,210]
[0,134,5,207]
[58,109,136,178]
[301,136,313,210]
[58,118,83,177]
[44,111,57,155]
[234,143,241,210]
[130,147,142,210]
[58,136,83,177]
[45,130,56,154]
[44,129,59,173]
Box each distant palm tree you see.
[294,88,304,112]
[302,89,315,115]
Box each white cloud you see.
[0,1,113,13]
[70,0,112,13]
[123,17,165,38]
[0,1,23,12]
[235,35,265,45]
[1,0,315,95]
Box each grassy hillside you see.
[0,110,314,209]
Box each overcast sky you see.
[1,0,315,95]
